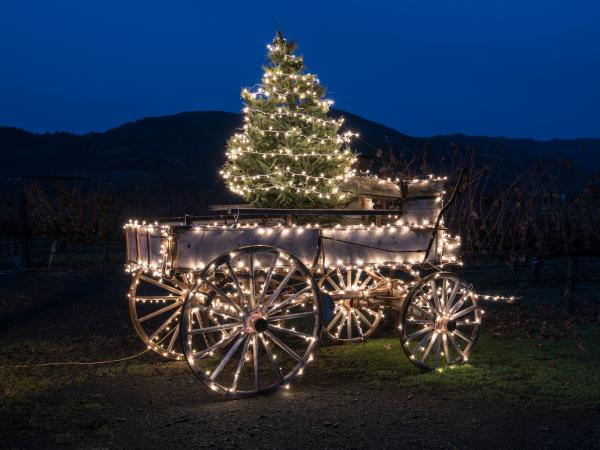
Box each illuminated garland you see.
[124,219,462,272]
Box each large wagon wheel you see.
[181,245,323,398]
[318,267,387,342]
[399,272,481,371]
[128,270,192,360]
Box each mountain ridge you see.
[1,110,598,194]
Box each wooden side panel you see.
[402,179,445,198]
[320,228,441,266]
[125,228,138,264]
[125,227,166,269]
[173,228,320,270]
[400,197,442,225]
[136,229,150,266]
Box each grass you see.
[316,325,600,410]
[1,326,599,413]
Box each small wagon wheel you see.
[399,272,481,371]
[318,267,387,342]
[181,245,323,398]
[128,269,192,360]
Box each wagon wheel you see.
[128,270,192,360]
[181,245,323,398]
[318,267,387,342]
[399,272,481,371]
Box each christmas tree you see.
[221,32,357,208]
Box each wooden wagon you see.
[124,175,484,397]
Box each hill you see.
[1,110,598,200]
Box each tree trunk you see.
[48,240,58,267]
[532,257,541,285]
[563,256,576,311]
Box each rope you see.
[2,348,152,369]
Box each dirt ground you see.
[1,268,599,449]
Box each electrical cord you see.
[2,348,152,369]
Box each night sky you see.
[1,0,599,139]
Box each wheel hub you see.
[435,315,456,334]
[341,299,354,311]
[245,312,268,334]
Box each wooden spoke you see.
[433,335,442,368]
[441,278,448,311]
[408,302,435,319]
[148,308,181,341]
[204,280,244,314]
[268,311,314,321]
[258,253,277,307]
[189,321,242,335]
[406,326,434,341]
[260,334,284,382]
[210,334,246,381]
[264,331,303,362]
[252,335,260,391]
[445,279,460,313]
[420,332,438,363]
[406,318,434,325]
[138,300,183,323]
[167,325,180,353]
[191,330,241,360]
[267,285,312,315]
[453,329,472,345]
[354,308,373,328]
[325,274,342,292]
[268,324,313,340]
[248,251,256,309]
[351,311,364,338]
[263,264,297,311]
[135,295,181,302]
[346,313,352,340]
[325,310,344,331]
[447,332,466,359]
[412,330,434,357]
[139,275,184,295]
[358,275,373,290]
[442,333,451,365]
[451,305,477,320]
[225,260,245,303]
[429,280,442,313]
[232,337,251,390]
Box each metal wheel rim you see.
[181,245,323,398]
[399,272,481,371]
[128,269,190,360]
[318,267,386,342]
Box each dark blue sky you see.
[1,0,599,139]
